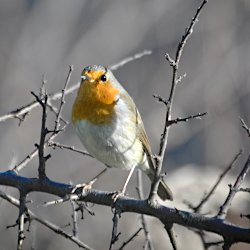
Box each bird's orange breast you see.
[72,76,120,125]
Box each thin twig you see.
[48,141,92,158]
[205,240,224,249]
[13,132,62,173]
[43,195,76,207]
[13,67,72,174]
[176,73,187,84]
[168,112,207,126]
[193,150,242,213]
[194,230,207,250]
[74,201,95,219]
[46,101,68,125]
[238,187,250,193]
[194,229,224,249]
[54,65,73,131]
[117,227,142,250]
[0,100,38,123]
[217,154,250,219]
[149,0,208,202]
[109,209,121,250]
[0,84,79,123]
[44,169,107,206]
[31,91,49,180]
[240,117,250,137]
[136,171,154,250]
[17,191,27,250]
[72,168,107,193]
[109,50,152,70]
[152,94,169,106]
[70,200,79,238]
[0,191,93,250]
[164,224,178,250]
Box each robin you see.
[72,65,173,201]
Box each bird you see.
[71,65,173,201]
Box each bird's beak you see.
[81,74,95,83]
[81,75,88,81]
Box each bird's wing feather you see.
[120,92,154,170]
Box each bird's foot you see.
[71,182,92,196]
[110,190,125,207]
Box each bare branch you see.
[30,91,49,180]
[0,100,38,123]
[117,227,142,250]
[109,50,152,70]
[0,171,249,245]
[152,94,169,106]
[17,191,27,250]
[0,50,152,124]
[13,67,72,174]
[193,149,243,213]
[0,84,79,124]
[43,195,73,207]
[238,187,250,193]
[44,169,107,206]
[54,65,73,131]
[46,101,68,125]
[165,53,175,66]
[205,241,224,249]
[0,191,93,250]
[149,0,209,203]
[13,132,62,173]
[194,230,224,250]
[217,154,250,219]
[168,112,207,126]
[136,171,154,250]
[72,168,107,193]
[109,209,121,250]
[48,141,92,158]
[164,224,178,250]
[240,117,250,137]
[70,200,79,238]
[193,230,207,250]
[176,73,187,84]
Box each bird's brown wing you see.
[134,99,173,201]
[120,92,173,200]
[120,92,153,167]
[135,108,152,155]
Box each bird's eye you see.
[100,74,107,82]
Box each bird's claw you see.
[71,183,92,196]
[111,190,124,207]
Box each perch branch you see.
[0,171,249,245]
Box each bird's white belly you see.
[74,116,144,170]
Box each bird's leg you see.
[121,165,136,194]
[71,168,107,194]
[112,166,136,202]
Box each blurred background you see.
[0,0,249,249]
